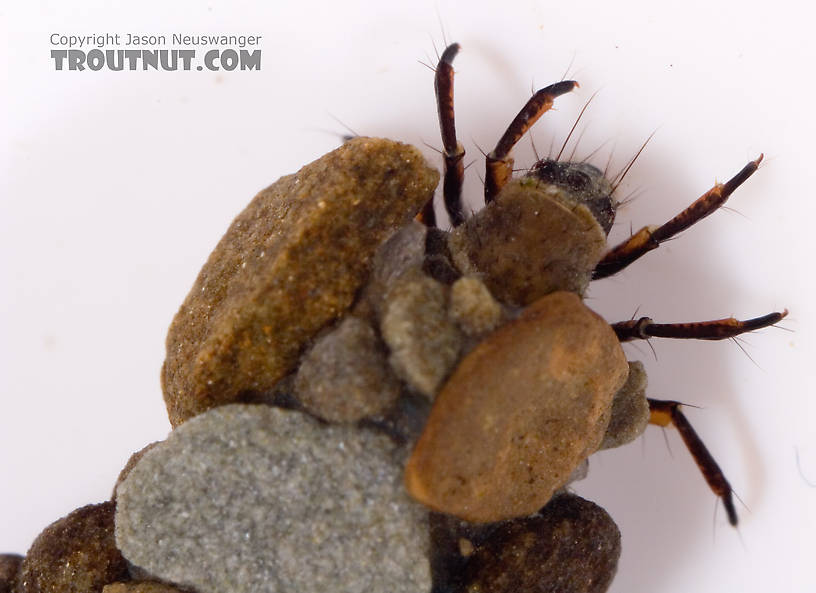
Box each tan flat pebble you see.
[448,276,504,337]
[161,137,438,426]
[0,554,22,593]
[448,179,607,306]
[294,317,401,422]
[17,502,128,593]
[405,291,628,523]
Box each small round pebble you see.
[460,494,621,593]
[380,269,462,398]
[0,554,22,593]
[352,221,428,321]
[115,404,430,593]
[600,361,650,450]
[17,501,129,593]
[448,276,504,337]
[294,317,402,422]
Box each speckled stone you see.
[405,291,628,523]
[161,137,439,427]
[601,361,650,450]
[448,276,505,337]
[0,554,22,593]
[449,179,607,306]
[451,494,621,593]
[380,269,462,398]
[17,502,129,593]
[115,404,430,593]
[103,582,190,593]
[294,316,402,422]
[112,442,159,499]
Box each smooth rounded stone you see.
[115,404,431,593]
[294,316,401,422]
[103,582,190,593]
[0,554,22,593]
[458,494,621,593]
[161,137,439,427]
[448,276,504,337]
[601,361,650,450]
[17,502,129,593]
[448,179,607,306]
[405,291,628,523]
[380,269,462,398]
[112,442,160,499]
[352,221,428,321]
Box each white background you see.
[2,1,814,592]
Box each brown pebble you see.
[103,582,190,593]
[601,361,650,449]
[0,554,23,593]
[17,502,129,593]
[294,317,402,422]
[460,494,621,593]
[405,291,628,523]
[448,179,607,306]
[112,442,160,499]
[161,137,439,426]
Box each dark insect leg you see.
[648,398,738,526]
[613,310,787,342]
[484,80,578,203]
[593,155,763,279]
[434,43,466,227]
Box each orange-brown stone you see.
[404,291,628,523]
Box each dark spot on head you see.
[528,159,617,234]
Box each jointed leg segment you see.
[434,43,467,227]
[425,42,577,224]
[648,398,738,526]
[484,80,578,203]
[613,310,787,342]
[593,155,764,279]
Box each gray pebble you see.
[380,270,462,398]
[353,221,428,321]
[294,317,401,422]
[115,404,430,593]
[600,361,650,450]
